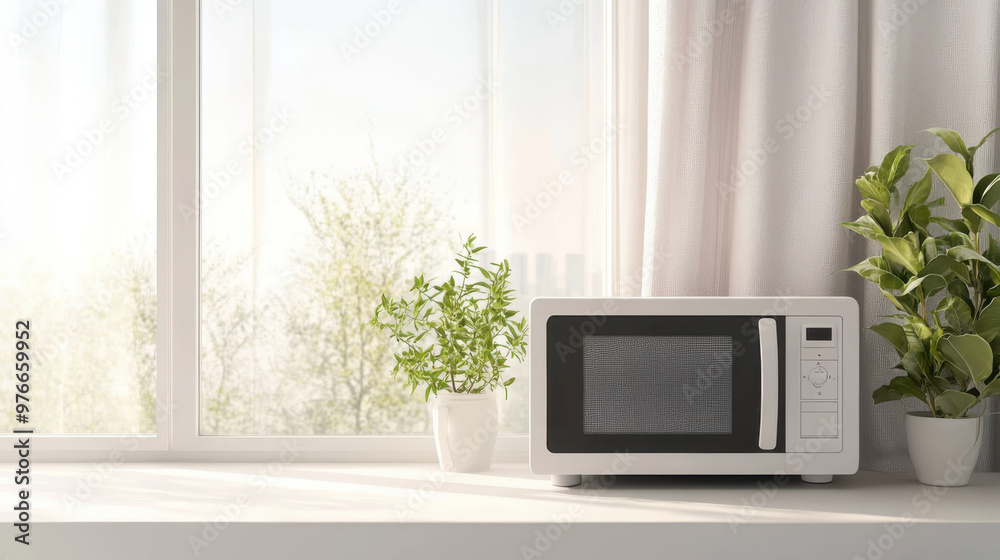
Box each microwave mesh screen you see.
[582,335,733,434]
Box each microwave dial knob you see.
[808,364,829,387]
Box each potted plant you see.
[843,127,1000,486]
[370,234,528,472]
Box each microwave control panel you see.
[786,317,843,453]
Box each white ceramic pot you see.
[431,391,499,472]
[904,411,983,487]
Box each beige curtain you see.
[625,0,1000,471]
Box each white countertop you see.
[3,464,997,560]
[7,463,999,524]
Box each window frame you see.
[3,0,618,462]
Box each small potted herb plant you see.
[843,127,1000,486]
[370,234,528,472]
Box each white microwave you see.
[529,297,859,486]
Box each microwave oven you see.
[529,297,859,486]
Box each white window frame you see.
[4,0,619,462]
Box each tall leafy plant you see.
[844,127,1000,418]
[370,235,528,400]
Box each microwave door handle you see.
[758,318,779,451]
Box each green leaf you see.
[862,199,893,233]
[926,153,975,205]
[901,273,947,298]
[926,128,971,160]
[872,384,903,404]
[856,175,890,208]
[881,289,920,316]
[873,376,927,404]
[920,254,968,283]
[901,170,933,213]
[846,258,905,290]
[965,203,1000,229]
[938,295,974,333]
[973,173,1000,208]
[875,234,921,275]
[872,322,908,356]
[935,390,978,418]
[898,350,930,382]
[841,215,885,240]
[891,375,929,400]
[938,334,993,385]
[948,245,991,266]
[980,377,1000,399]
[878,144,915,188]
[974,299,1000,342]
[970,125,1000,159]
[929,217,970,234]
[961,205,983,233]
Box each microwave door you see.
[545,315,779,455]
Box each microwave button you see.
[801,348,837,360]
[801,412,839,438]
[801,360,838,400]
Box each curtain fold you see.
[641,0,1000,471]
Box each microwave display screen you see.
[582,335,733,434]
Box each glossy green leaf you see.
[875,234,921,275]
[938,295,973,333]
[926,128,971,160]
[847,258,905,290]
[862,199,893,233]
[973,173,1000,208]
[926,153,975,205]
[965,204,1000,228]
[935,390,978,418]
[900,273,947,298]
[873,376,927,404]
[929,217,969,234]
[878,144,915,188]
[871,322,908,356]
[841,215,885,240]
[975,299,1000,342]
[901,170,932,213]
[969,126,1000,162]
[939,334,993,384]
[856,175,889,208]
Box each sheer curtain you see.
[0,1,157,433]
[625,0,1000,471]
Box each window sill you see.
[8,463,998,559]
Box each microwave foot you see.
[551,474,582,487]
[801,474,833,484]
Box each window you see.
[198,0,608,438]
[2,0,611,458]
[0,1,159,438]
